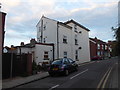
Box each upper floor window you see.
[75,35,78,45]
[74,24,77,32]
[97,44,100,49]
[63,35,67,44]
[102,45,104,49]
[43,24,46,30]
[105,45,107,50]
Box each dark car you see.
[48,58,78,76]
[91,56,103,60]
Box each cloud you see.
[1,0,118,46]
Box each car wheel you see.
[75,67,78,71]
[65,70,69,76]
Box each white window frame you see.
[97,44,100,49]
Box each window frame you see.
[63,35,67,44]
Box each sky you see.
[1,0,119,47]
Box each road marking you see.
[97,66,113,89]
[70,69,88,80]
[49,84,59,90]
[101,67,113,88]
[78,61,95,66]
[97,68,110,89]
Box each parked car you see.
[91,56,103,60]
[48,58,78,76]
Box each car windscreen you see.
[52,60,62,65]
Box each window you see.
[102,45,104,50]
[75,35,78,45]
[39,27,41,32]
[97,44,100,49]
[74,24,77,32]
[75,50,78,60]
[43,38,46,43]
[101,51,103,55]
[97,51,100,56]
[63,35,67,44]
[68,58,74,63]
[43,24,46,30]
[64,51,67,58]
[105,45,107,50]
[44,51,49,60]
[63,58,69,64]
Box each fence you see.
[2,53,32,79]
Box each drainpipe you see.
[41,19,43,43]
[57,22,59,59]
[52,43,55,61]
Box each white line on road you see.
[49,84,59,90]
[70,69,88,80]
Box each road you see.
[12,57,119,89]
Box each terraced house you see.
[36,16,90,64]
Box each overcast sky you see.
[1,0,119,47]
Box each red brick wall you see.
[0,12,6,55]
[89,41,97,59]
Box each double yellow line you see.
[97,66,113,89]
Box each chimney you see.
[30,38,36,45]
[20,42,24,46]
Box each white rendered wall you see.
[66,23,90,64]
[35,44,53,64]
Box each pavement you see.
[2,72,49,89]
[2,58,119,89]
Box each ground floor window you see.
[44,51,49,60]
[97,51,100,56]
[64,51,67,58]
[75,50,78,60]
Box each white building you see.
[36,16,90,64]
[15,42,54,65]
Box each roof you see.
[89,37,106,44]
[64,19,90,31]
[58,22,72,29]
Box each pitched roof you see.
[64,19,90,31]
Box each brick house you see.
[89,37,111,60]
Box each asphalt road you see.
[12,57,118,89]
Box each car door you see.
[63,58,71,71]
[66,58,73,72]
[68,58,76,71]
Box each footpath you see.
[2,72,49,89]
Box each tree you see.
[112,27,120,56]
